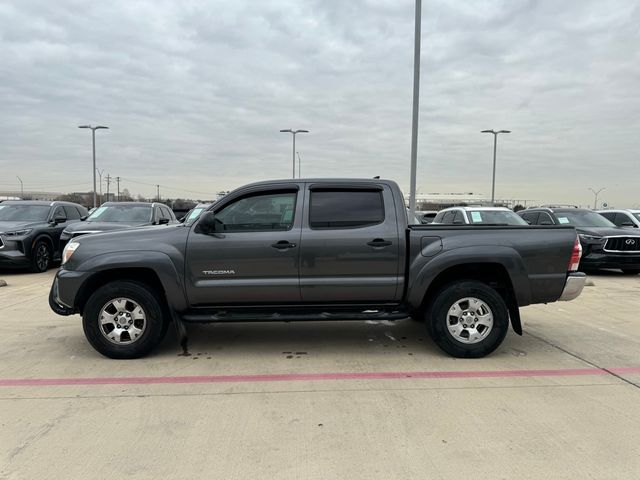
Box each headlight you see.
[579,234,604,241]
[62,242,80,265]
[3,229,33,237]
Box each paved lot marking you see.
[1,367,639,387]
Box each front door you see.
[185,186,303,306]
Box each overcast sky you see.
[1,0,639,206]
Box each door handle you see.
[367,238,392,247]
[271,240,297,250]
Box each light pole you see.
[408,0,422,219]
[78,125,109,208]
[296,151,302,178]
[280,129,309,178]
[96,168,104,205]
[481,129,511,205]
[588,187,605,209]
[16,176,23,198]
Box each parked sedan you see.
[432,207,528,225]
[0,200,88,272]
[60,202,178,248]
[518,207,640,274]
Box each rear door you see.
[185,185,303,306]
[299,183,401,303]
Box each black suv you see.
[0,200,88,272]
[60,202,178,247]
[518,207,640,274]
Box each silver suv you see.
[597,209,640,229]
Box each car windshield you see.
[0,204,50,222]
[555,210,616,227]
[87,205,152,222]
[467,210,528,225]
[185,207,206,225]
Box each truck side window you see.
[215,191,297,232]
[309,190,384,229]
[452,211,464,224]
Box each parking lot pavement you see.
[1,270,639,479]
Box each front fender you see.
[75,250,188,311]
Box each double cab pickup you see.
[50,179,586,359]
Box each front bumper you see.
[580,252,640,270]
[0,249,30,267]
[49,268,92,315]
[559,272,587,301]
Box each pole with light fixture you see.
[481,129,511,205]
[279,129,309,178]
[78,125,109,208]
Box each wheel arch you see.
[419,262,522,335]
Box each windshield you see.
[0,204,50,222]
[467,210,527,225]
[555,210,616,227]
[87,205,152,223]
[185,207,206,224]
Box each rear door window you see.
[309,190,384,229]
[538,212,555,225]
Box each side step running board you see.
[181,309,409,323]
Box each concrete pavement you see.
[1,269,639,479]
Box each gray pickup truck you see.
[49,178,586,359]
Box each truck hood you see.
[0,220,44,233]
[64,221,149,234]
[575,226,640,238]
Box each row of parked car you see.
[422,205,640,274]
[0,200,210,272]
[2,198,639,275]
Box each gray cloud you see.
[0,0,639,206]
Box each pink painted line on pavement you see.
[1,367,639,388]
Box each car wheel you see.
[426,280,509,358]
[30,240,51,273]
[82,280,168,359]
[621,269,640,275]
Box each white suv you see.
[432,207,527,225]
[597,209,640,229]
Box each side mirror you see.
[621,222,635,228]
[525,220,532,225]
[195,211,217,235]
[80,216,88,221]
[158,218,170,225]
[53,215,67,225]
[540,221,553,225]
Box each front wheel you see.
[426,281,509,358]
[30,240,51,273]
[82,280,168,359]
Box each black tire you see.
[621,269,640,275]
[425,280,509,358]
[82,280,168,359]
[30,240,51,273]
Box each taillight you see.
[568,236,582,272]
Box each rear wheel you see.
[426,281,509,358]
[30,240,51,273]
[82,280,168,359]
[621,269,640,275]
